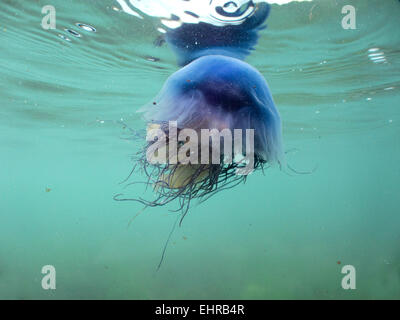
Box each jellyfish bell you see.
[135,54,284,216]
[142,55,283,163]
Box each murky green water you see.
[0,0,399,299]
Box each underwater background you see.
[0,0,399,299]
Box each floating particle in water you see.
[337,261,341,265]
[65,28,81,38]
[45,188,52,193]
[183,236,188,240]
[76,23,96,33]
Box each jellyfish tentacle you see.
[157,214,180,271]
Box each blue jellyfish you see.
[126,2,284,221]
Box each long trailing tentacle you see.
[157,213,180,271]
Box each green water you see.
[0,0,399,299]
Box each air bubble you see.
[145,56,160,62]
[58,34,71,42]
[367,49,387,64]
[65,29,81,37]
[372,58,387,64]
[76,23,97,33]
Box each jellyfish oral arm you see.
[146,121,255,173]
